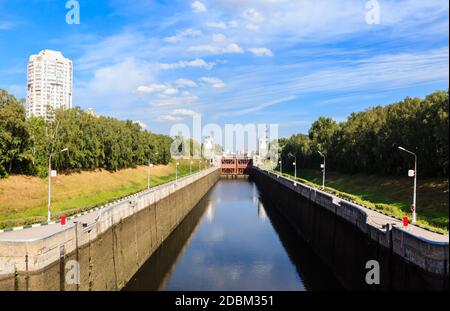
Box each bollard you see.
[402,214,408,227]
[61,213,67,226]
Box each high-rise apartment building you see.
[26,50,73,118]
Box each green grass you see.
[273,168,449,234]
[0,160,209,229]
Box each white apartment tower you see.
[26,50,73,118]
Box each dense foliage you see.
[0,89,172,178]
[279,90,449,178]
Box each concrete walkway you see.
[266,169,449,244]
[364,206,448,243]
[0,170,207,242]
[1,168,448,244]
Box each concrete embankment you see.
[0,167,220,291]
[251,167,449,290]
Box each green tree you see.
[0,89,32,177]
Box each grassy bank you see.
[0,160,208,229]
[277,168,448,234]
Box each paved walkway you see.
[1,168,448,244]
[0,170,209,242]
[364,206,448,243]
[265,169,449,244]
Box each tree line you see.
[0,88,172,178]
[278,90,449,178]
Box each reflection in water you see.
[124,179,343,291]
[205,201,215,223]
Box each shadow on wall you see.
[250,172,449,291]
[258,192,344,291]
[123,191,212,291]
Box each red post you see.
[61,214,67,226]
[403,214,408,227]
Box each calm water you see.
[124,179,343,291]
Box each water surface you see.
[124,179,342,291]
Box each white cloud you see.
[212,33,226,42]
[88,58,153,95]
[206,21,228,29]
[201,77,226,88]
[228,20,239,28]
[248,47,274,57]
[191,1,207,13]
[215,47,449,119]
[176,79,199,88]
[134,120,148,129]
[137,83,167,93]
[225,96,295,116]
[188,45,221,54]
[164,28,202,43]
[157,108,200,122]
[164,87,179,95]
[243,8,265,23]
[245,23,260,31]
[222,43,244,54]
[153,93,199,106]
[172,108,200,117]
[137,83,179,95]
[159,58,215,70]
[158,115,183,122]
[188,43,244,55]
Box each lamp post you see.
[148,152,158,191]
[398,146,417,224]
[278,145,285,175]
[318,151,326,190]
[288,152,297,181]
[176,161,179,184]
[48,147,68,222]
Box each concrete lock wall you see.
[0,167,220,291]
[250,168,449,290]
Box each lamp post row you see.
[278,146,418,223]
[47,143,211,222]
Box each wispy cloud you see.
[206,21,228,29]
[176,79,199,88]
[189,43,243,54]
[0,21,14,30]
[200,77,226,88]
[153,92,199,106]
[164,28,202,43]
[1,0,447,137]
[159,58,215,70]
[191,1,207,13]
[248,48,273,57]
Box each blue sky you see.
[0,0,448,138]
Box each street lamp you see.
[398,146,417,224]
[318,151,326,190]
[148,152,158,191]
[288,152,297,181]
[48,147,68,222]
[278,145,285,175]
